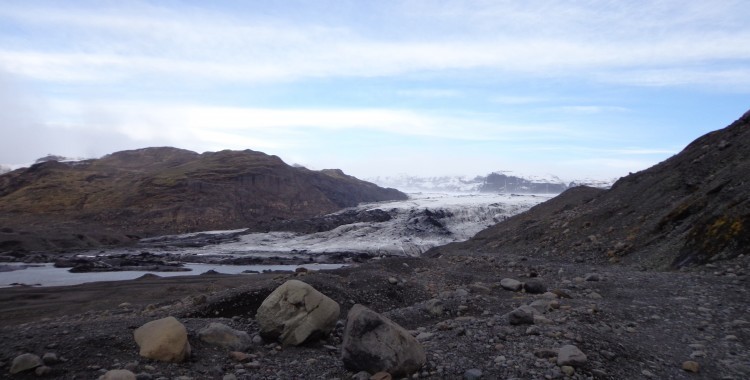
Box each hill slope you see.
[0,147,406,252]
[430,110,750,269]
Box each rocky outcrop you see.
[133,316,191,362]
[0,147,407,252]
[256,280,340,346]
[341,304,426,376]
[431,109,750,268]
[198,323,252,351]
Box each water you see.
[0,262,346,288]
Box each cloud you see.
[0,1,748,88]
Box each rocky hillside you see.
[0,147,406,252]
[430,109,750,269]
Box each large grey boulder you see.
[133,316,191,362]
[256,280,340,346]
[341,304,426,376]
[198,323,252,351]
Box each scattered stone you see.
[561,365,575,376]
[99,369,137,380]
[256,280,341,346]
[370,372,392,380]
[229,351,250,362]
[508,305,537,325]
[534,348,559,358]
[500,278,522,291]
[388,277,398,285]
[133,316,191,362]
[551,289,572,299]
[682,361,700,373]
[641,369,656,378]
[424,299,444,316]
[223,375,237,380]
[10,353,43,374]
[469,283,491,294]
[341,304,426,377]
[557,345,587,367]
[35,366,52,376]
[42,352,58,365]
[464,368,483,379]
[584,273,601,281]
[352,370,371,380]
[198,323,252,351]
[523,280,546,294]
[529,299,552,313]
[588,292,603,300]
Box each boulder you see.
[10,353,43,374]
[341,304,426,376]
[99,369,137,380]
[133,316,191,362]
[198,323,252,351]
[256,280,340,346]
[500,278,522,291]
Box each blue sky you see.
[0,0,748,180]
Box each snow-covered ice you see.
[159,192,551,258]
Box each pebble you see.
[370,372,392,380]
[42,352,59,365]
[641,369,656,378]
[388,277,398,285]
[223,375,237,380]
[35,366,52,376]
[561,365,575,376]
[352,371,371,380]
[464,368,483,379]
[682,361,700,373]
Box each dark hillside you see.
[430,110,750,269]
[0,147,406,253]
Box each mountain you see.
[0,147,406,252]
[368,173,613,193]
[429,109,750,269]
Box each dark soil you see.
[1,252,747,379]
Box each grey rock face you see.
[256,280,340,346]
[341,304,426,376]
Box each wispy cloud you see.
[0,1,748,88]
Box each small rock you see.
[352,371,371,380]
[561,365,575,376]
[500,278,522,291]
[641,369,656,378]
[588,292,603,300]
[424,299,444,316]
[584,273,601,281]
[388,277,398,285]
[464,368,483,379]
[523,280,546,294]
[10,353,43,374]
[682,361,700,373]
[99,369,137,380]
[35,366,52,376]
[229,351,250,362]
[557,345,587,367]
[198,323,252,351]
[223,375,237,380]
[42,352,58,365]
[370,372,392,380]
[508,305,537,325]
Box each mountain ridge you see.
[0,147,406,253]
[428,109,750,269]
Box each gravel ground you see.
[1,252,748,379]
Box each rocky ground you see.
[1,250,748,379]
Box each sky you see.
[0,0,748,181]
